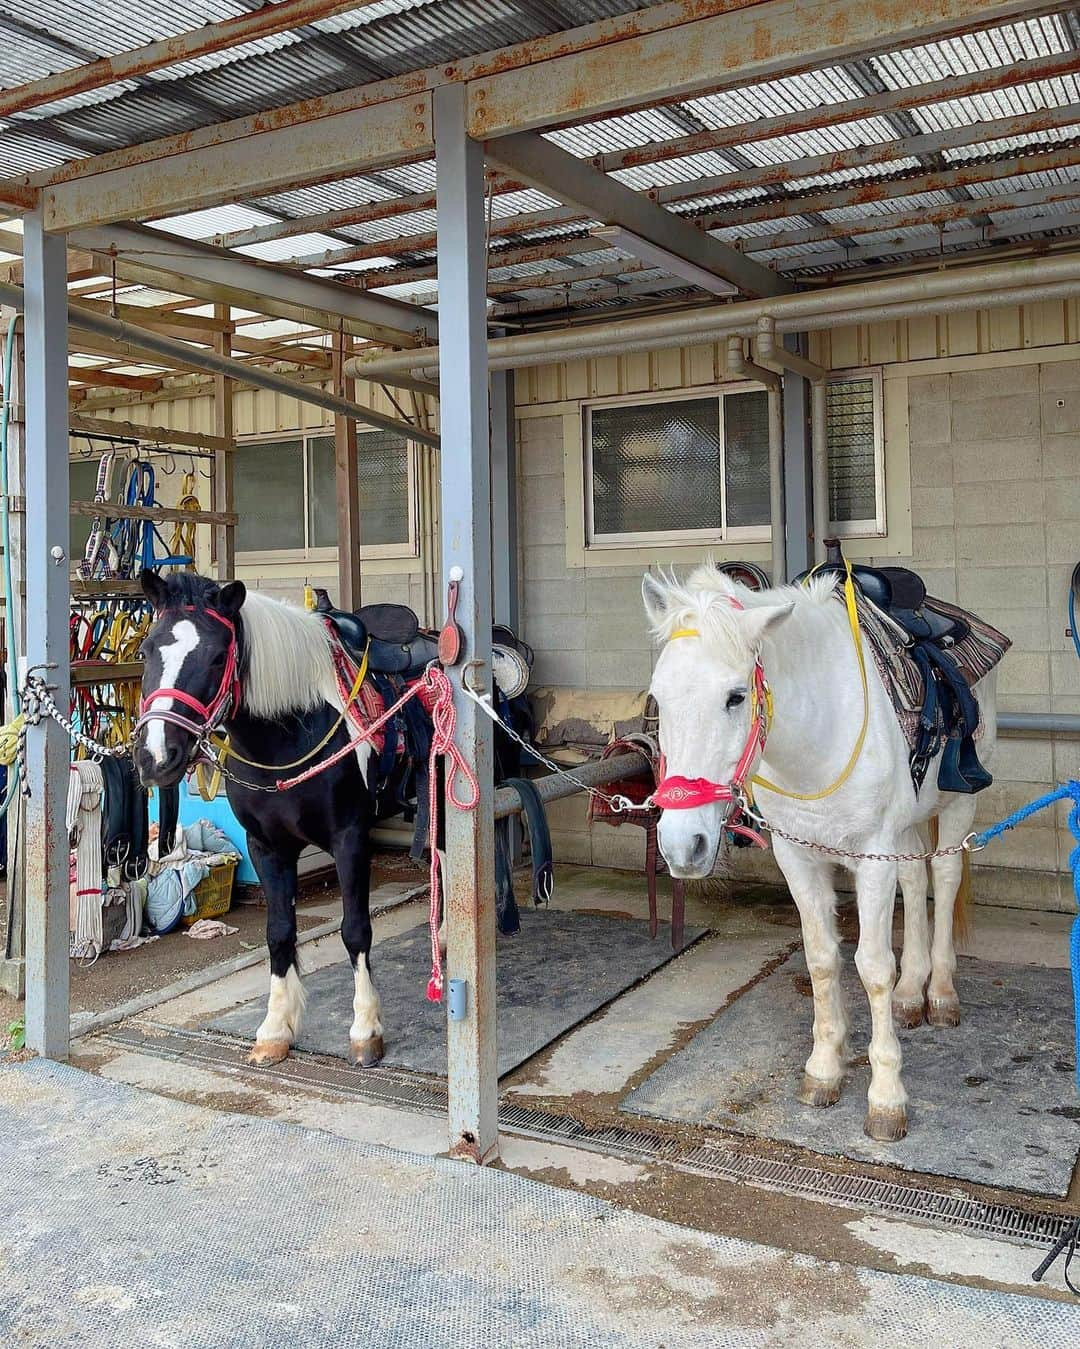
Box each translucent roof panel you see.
[869,15,1071,88]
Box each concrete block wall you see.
[882,357,1080,911]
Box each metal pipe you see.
[0,279,440,448]
[810,379,828,566]
[348,252,1080,380]
[493,751,650,819]
[727,336,785,582]
[998,713,1080,736]
[766,386,785,585]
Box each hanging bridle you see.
[135,605,241,742]
[649,599,771,848]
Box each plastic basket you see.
[182,857,238,927]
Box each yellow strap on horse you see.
[194,757,223,801]
[752,560,869,802]
[208,640,371,773]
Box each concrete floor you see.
[61,863,1080,1317]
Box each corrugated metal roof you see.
[2,1,1080,316]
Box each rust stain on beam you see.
[0,0,400,120]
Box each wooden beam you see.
[68,367,164,392]
[333,333,361,610]
[213,306,235,580]
[70,500,238,526]
[69,414,233,453]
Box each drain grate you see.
[103,1023,1077,1252]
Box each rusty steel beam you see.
[592,47,1080,174]
[698,141,1080,229]
[468,0,1063,138]
[0,1,392,119]
[40,94,435,233]
[484,129,788,295]
[70,220,436,345]
[649,102,1080,205]
[208,47,1080,255]
[277,110,1080,276]
[8,0,1055,228]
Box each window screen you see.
[233,439,305,552]
[827,375,880,528]
[722,389,770,528]
[588,397,722,538]
[308,431,411,549]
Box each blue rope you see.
[973,780,1080,1092]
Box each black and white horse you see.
[134,569,385,1068]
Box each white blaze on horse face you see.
[144,619,200,766]
[650,638,753,879]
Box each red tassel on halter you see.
[426,975,443,1003]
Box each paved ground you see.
[2,1059,1078,1348]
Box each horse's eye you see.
[726,691,746,710]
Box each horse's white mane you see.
[645,561,838,659]
[240,591,336,720]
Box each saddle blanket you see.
[856,594,1011,753]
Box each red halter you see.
[650,613,770,849]
[136,606,241,741]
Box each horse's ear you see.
[739,600,795,650]
[641,573,670,629]
[218,580,247,617]
[140,568,167,612]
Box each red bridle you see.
[649,614,770,849]
[136,605,241,742]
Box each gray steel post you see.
[22,210,70,1060]
[490,365,518,630]
[435,83,498,1165]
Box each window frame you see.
[825,365,887,541]
[582,382,772,550]
[233,427,420,566]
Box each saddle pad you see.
[856,594,1011,753]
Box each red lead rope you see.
[268,661,479,1002]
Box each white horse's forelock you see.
[239,591,338,720]
[645,560,838,660]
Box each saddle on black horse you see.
[794,540,1010,795]
[313,589,551,935]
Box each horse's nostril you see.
[690,833,710,865]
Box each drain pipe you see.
[727,336,785,585]
[755,318,829,566]
[998,712,1080,735]
[347,255,1080,382]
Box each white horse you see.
[642,564,996,1142]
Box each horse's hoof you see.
[926,996,961,1028]
[350,1035,384,1069]
[864,1107,908,1142]
[247,1040,291,1066]
[799,1074,842,1108]
[892,998,925,1029]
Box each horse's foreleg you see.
[774,840,847,1107]
[248,837,304,1066]
[336,824,384,1068]
[926,794,976,1027]
[893,833,931,1028]
[854,856,907,1141]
